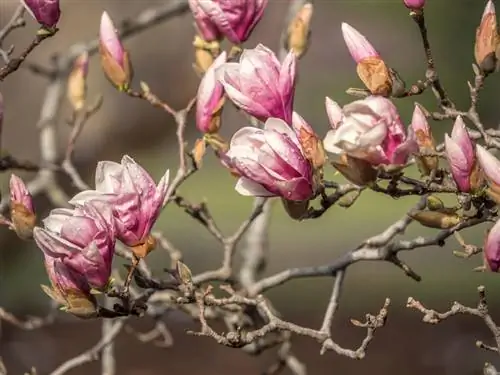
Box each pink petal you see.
[476,144,500,186]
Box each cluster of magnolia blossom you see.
[7,158,169,317]
[10,0,500,322]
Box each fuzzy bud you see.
[408,210,461,229]
[475,0,500,75]
[285,3,313,58]
[9,174,36,240]
[411,104,438,176]
[67,52,89,112]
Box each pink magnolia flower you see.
[476,144,500,186]
[34,202,116,290]
[69,155,169,248]
[21,0,60,29]
[403,0,425,10]
[41,256,98,318]
[191,0,268,44]
[484,219,500,271]
[323,96,418,166]
[99,11,132,89]
[341,23,379,64]
[444,116,479,192]
[216,44,297,124]
[196,51,227,133]
[9,174,36,239]
[223,117,315,201]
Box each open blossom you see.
[99,11,133,90]
[223,117,315,201]
[41,256,98,318]
[190,0,268,44]
[196,51,227,134]
[69,156,169,255]
[34,202,116,290]
[22,0,60,29]
[341,23,392,96]
[444,116,482,193]
[10,174,36,240]
[410,104,438,175]
[484,219,500,271]
[216,44,296,124]
[323,96,417,166]
[475,0,499,74]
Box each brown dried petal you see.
[99,42,131,90]
[356,56,392,97]
[11,202,36,240]
[298,127,326,170]
[331,154,378,186]
[193,138,207,168]
[475,13,498,70]
[281,198,309,220]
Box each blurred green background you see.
[1,0,500,374]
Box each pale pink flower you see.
[444,116,477,192]
[21,0,60,28]
[35,202,116,290]
[341,23,379,64]
[216,44,296,124]
[484,218,500,271]
[69,155,169,247]
[476,144,500,186]
[191,0,268,44]
[223,117,314,201]
[196,51,227,133]
[323,96,417,166]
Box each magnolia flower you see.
[9,174,36,240]
[34,202,116,290]
[323,96,417,166]
[403,0,425,10]
[41,256,98,319]
[444,116,482,193]
[410,104,438,175]
[217,44,297,124]
[484,219,500,271]
[99,11,132,90]
[22,0,60,29]
[223,117,315,201]
[196,51,227,134]
[341,23,392,96]
[69,155,169,254]
[190,0,268,44]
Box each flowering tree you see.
[1,0,500,374]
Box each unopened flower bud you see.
[475,0,500,75]
[403,0,425,10]
[425,195,444,211]
[341,23,392,97]
[99,12,133,91]
[331,153,378,186]
[484,219,500,271]
[411,104,438,176]
[9,174,36,240]
[409,210,461,229]
[285,3,313,59]
[176,261,193,285]
[67,52,89,112]
[22,0,60,30]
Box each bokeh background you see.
[1,0,500,374]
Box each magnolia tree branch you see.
[2,1,500,375]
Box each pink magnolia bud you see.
[323,96,418,166]
[35,202,116,291]
[21,0,60,29]
[41,257,98,319]
[341,23,392,97]
[9,174,36,240]
[195,0,268,44]
[217,44,297,124]
[403,0,425,10]
[411,104,438,175]
[325,96,343,129]
[67,52,89,112]
[475,0,499,74]
[69,155,169,257]
[223,117,315,201]
[484,219,500,271]
[99,11,133,90]
[189,0,223,42]
[444,116,482,193]
[476,144,500,186]
[196,51,227,134]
